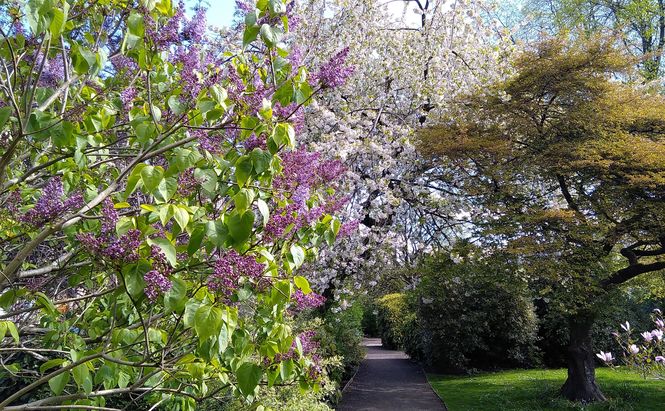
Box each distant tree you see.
[525,0,665,79]
[418,37,665,402]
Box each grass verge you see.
[428,368,665,411]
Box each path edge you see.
[341,362,361,393]
[420,365,449,411]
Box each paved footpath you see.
[336,338,446,411]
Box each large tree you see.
[418,37,665,402]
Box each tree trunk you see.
[560,314,606,403]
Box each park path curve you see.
[336,338,446,411]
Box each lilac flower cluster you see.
[313,47,354,88]
[144,2,185,49]
[207,251,265,297]
[243,134,267,151]
[292,289,326,311]
[338,220,360,238]
[77,199,142,262]
[39,54,65,87]
[182,7,207,43]
[274,330,320,362]
[264,150,347,241]
[4,190,21,214]
[273,102,304,133]
[78,229,142,262]
[177,168,198,197]
[111,54,139,74]
[144,269,173,302]
[274,150,344,197]
[21,177,84,226]
[120,87,138,111]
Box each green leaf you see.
[227,211,255,246]
[290,245,305,269]
[164,277,187,314]
[48,371,70,395]
[206,220,228,248]
[40,358,66,374]
[148,237,177,267]
[233,188,255,212]
[293,275,311,294]
[250,148,272,175]
[235,155,253,188]
[243,25,261,48]
[188,224,206,256]
[72,364,92,394]
[0,107,12,129]
[272,123,295,148]
[237,362,262,397]
[260,24,281,47]
[279,359,294,381]
[122,260,150,299]
[257,199,270,226]
[183,299,203,328]
[173,206,190,230]
[5,321,19,344]
[140,165,164,194]
[49,4,69,37]
[194,305,223,341]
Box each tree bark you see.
[560,314,606,403]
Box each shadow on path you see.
[336,338,446,411]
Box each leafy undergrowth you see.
[428,368,665,411]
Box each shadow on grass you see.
[428,368,665,411]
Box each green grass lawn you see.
[428,368,665,411]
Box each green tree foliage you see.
[526,0,665,78]
[418,36,665,401]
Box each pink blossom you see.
[656,356,665,363]
[596,351,614,363]
[628,344,640,355]
[642,331,654,342]
[620,321,631,332]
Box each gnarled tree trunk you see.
[560,314,606,403]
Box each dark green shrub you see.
[405,251,541,373]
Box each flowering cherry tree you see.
[265,0,516,300]
[0,0,348,408]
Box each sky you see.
[186,0,236,28]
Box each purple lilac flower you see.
[111,54,139,73]
[235,0,254,14]
[313,47,354,88]
[338,220,360,238]
[21,177,84,226]
[183,7,207,43]
[144,2,185,49]
[177,168,198,197]
[120,87,138,111]
[5,190,21,214]
[144,269,173,301]
[100,198,119,235]
[652,329,664,340]
[244,134,266,151]
[292,289,326,311]
[39,54,65,87]
[285,1,300,31]
[77,199,142,263]
[656,356,665,363]
[207,251,265,297]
